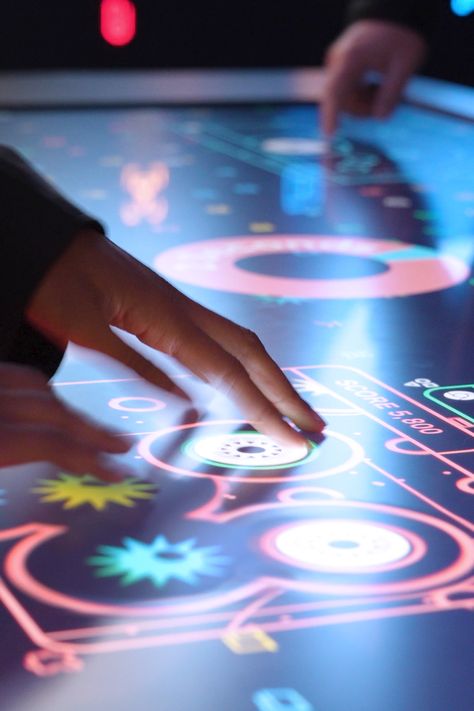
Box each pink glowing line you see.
[289,365,474,441]
[24,648,83,676]
[261,519,427,575]
[108,396,166,412]
[138,421,364,484]
[365,460,474,532]
[53,378,138,387]
[0,578,73,655]
[456,477,474,495]
[276,487,345,503]
[44,589,437,641]
[385,437,429,455]
[225,587,283,633]
[169,496,474,594]
[3,498,473,623]
[1,525,282,617]
[290,367,474,480]
[186,478,229,520]
[42,578,474,651]
[427,576,474,607]
[22,599,474,659]
[440,448,474,455]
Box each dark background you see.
[0,1,473,85]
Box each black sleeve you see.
[345,0,441,40]
[0,145,105,379]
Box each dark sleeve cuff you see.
[0,145,105,378]
[345,0,440,40]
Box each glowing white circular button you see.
[274,520,412,570]
[187,432,312,468]
[443,390,474,401]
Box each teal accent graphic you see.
[424,384,474,424]
[183,431,319,470]
[253,688,314,711]
[375,245,439,262]
[88,535,230,587]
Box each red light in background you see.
[100,0,137,47]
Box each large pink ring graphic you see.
[154,235,469,299]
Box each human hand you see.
[27,230,325,449]
[0,363,132,480]
[321,20,426,135]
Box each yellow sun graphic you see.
[32,474,158,511]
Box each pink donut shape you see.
[154,235,469,299]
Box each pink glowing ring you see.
[456,477,474,495]
[154,235,469,299]
[137,420,364,484]
[262,519,427,574]
[385,437,428,455]
[108,397,166,412]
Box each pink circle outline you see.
[261,518,427,574]
[108,396,166,413]
[137,421,364,484]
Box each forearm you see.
[0,146,104,376]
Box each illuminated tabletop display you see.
[0,86,473,711]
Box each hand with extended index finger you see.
[0,363,132,481]
[26,229,326,450]
[321,20,426,136]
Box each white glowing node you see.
[274,520,412,570]
[108,397,166,412]
[443,390,474,401]
[261,138,326,156]
[189,433,310,468]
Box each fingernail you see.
[312,413,327,429]
[302,400,327,429]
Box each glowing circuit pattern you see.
[424,384,474,424]
[32,474,157,511]
[138,421,364,484]
[88,535,230,587]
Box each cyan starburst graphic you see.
[88,535,231,588]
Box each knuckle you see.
[214,356,245,394]
[239,328,265,358]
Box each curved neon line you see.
[261,519,427,575]
[138,421,364,484]
[4,500,473,616]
